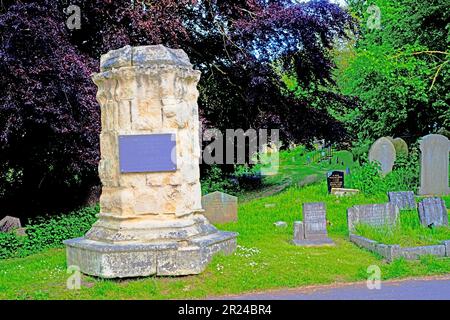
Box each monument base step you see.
[292,238,335,247]
[64,231,238,278]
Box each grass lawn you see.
[355,209,450,247]
[1,183,449,300]
[240,147,355,202]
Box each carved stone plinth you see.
[64,45,237,278]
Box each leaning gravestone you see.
[64,45,237,278]
[0,216,21,233]
[347,203,399,233]
[418,198,448,227]
[368,137,396,175]
[293,202,334,246]
[201,191,238,224]
[418,134,450,196]
[327,170,344,193]
[388,191,416,210]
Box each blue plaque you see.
[119,134,177,173]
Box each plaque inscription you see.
[119,134,177,173]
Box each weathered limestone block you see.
[131,99,163,131]
[65,45,237,278]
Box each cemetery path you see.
[212,275,450,300]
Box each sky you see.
[298,0,348,6]
[332,0,348,6]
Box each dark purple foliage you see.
[0,0,355,217]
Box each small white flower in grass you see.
[234,245,261,258]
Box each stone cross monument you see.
[64,45,237,278]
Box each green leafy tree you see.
[335,0,449,143]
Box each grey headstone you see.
[0,216,21,233]
[202,192,238,224]
[293,203,334,246]
[418,134,450,196]
[368,137,397,175]
[347,203,399,232]
[392,138,408,156]
[388,191,416,210]
[418,197,448,227]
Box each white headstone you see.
[368,137,397,175]
[418,134,450,196]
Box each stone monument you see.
[368,137,396,175]
[0,216,21,233]
[347,203,399,233]
[64,45,237,278]
[388,191,416,210]
[293,202,334,246]
[201,191,238,224]
[418,197,448,227]
[326,171,344,193]
[418,134,450,196]
[392,138,408,157]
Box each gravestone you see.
[327,171,344,193]
[418,198,448,227]
[347,203,399,233]
[0,216,21,233]
[293,203,334,246]
[201,191,238,224]
[368,137,396,175]
[388,191,416,210]
[331,188,360,197]
[392,138,408,157]
[418,134,450,196]
[64,45,237,278]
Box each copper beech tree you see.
[0,0,354,216]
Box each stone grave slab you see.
[293,202,334,246]
[347,203,399,233]
[418,197,448,227]
[388,191,416,210]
